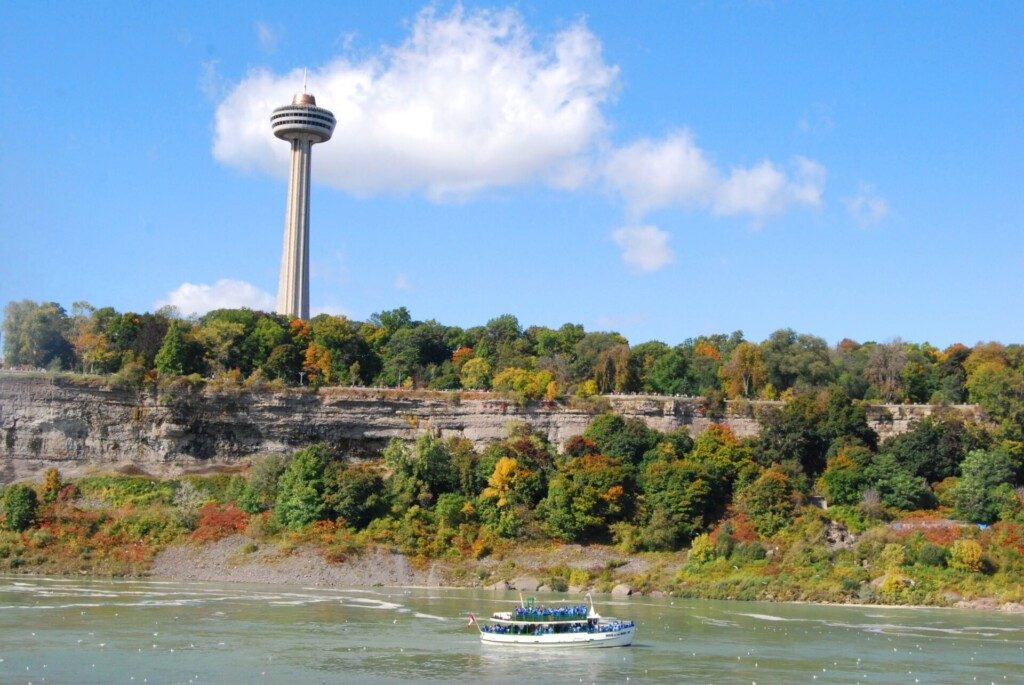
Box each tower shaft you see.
[276,138,313,320]
[271,90,334,321]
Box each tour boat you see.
[470,594,635,648]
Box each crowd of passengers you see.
[512,605,589,621]
[481,620,634,635]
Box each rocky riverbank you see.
[143,536,1024,614]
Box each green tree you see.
[274,445,329,529]
[583,414,661,466]
[493,367,555,402]
[864,453,932,510]
[263,343,302,383]
[756,395,828,475]
[370,307,412,338]
[571,331,629,384]
[819,444,872,505]
[630,340,670,390]
[247,316,288,370]
[459,356,491,389]
[761,329,834,391]
[238,454,288,514]
[641,457,715,547]
[734,466,799,537]
[309,314,366,384]
[324,464,385,528]
[880,415,986,483]
[2,300,74,369]
[966,362,1024,423]
[385,435,460,511]
[193,308,264,375]
[543,454,632,541]
[155,321,201,376]
[954,448,1017,523]
[757,389,873,477]
[644,347,690,394]
[378,321,451,387]
[2,484,38,531]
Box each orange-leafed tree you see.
[303,343,332,385]
[720,342,767,399]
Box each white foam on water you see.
[961,626,1022,633]
[735,613,800,622]
[343,597,404,610]
[412,612,447,621]
[698,617,740,628]
[821,620,1009,638]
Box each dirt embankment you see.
[148,536,451,587]
[147,537,669,589]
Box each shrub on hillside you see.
[76,475,175,507]
[238,454,288,514]
[688,533,715,564]
[2,485,38,532]
[949,539,983,573]
[916,542,948,567]
[190,503,249,542]
[731,540,767,563]
[39,468,63,504]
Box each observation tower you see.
[271,89,336,320]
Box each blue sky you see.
[1,1,1021,348]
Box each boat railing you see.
[512,605,589,622]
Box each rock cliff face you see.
[0,375,984,482]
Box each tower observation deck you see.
[271,92,336,320]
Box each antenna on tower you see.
[303,67,308,93]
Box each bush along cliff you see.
[2,395,1022,608]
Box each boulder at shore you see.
[512,576,541,592]
[611,584,633,597]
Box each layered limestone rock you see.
[0,374,983,481]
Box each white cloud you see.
[611,225,675,273]
[604,131,825,222]
[255,21,279,52]
[215,6,618,200]
[844,182,889,227]
[394,273,411,291]
[155,279,275,316]
[714,156,826,219]
[603,130,717,218]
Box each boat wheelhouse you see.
[472,594,635,648]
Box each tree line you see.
[4,300,1023,424]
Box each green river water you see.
[0,576,1021,684]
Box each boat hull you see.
[480,626,634,648]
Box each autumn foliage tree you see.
[543,454,632,541]
[721,342,767,399]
